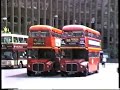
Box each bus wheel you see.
[83,66,89,76]
[61,72,68,77]
[95,64,99,73]
[27,70,33,76]
[19,62,23,68]
[83,70,89,76]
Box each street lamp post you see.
[73,20,77,24]
[91,17,95,29]
[1,17,7,28]
[1,17,9,33]
[53,15,58,27]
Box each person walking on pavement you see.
[102,56,107,68]
[100,51,103,63]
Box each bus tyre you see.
[19,62,23,68]
[83,70,89,76]
[61,72,68,77]
[95,64,99,73]
[27,70,33,76]
[83,66,89,76]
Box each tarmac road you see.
[2,63,119,89]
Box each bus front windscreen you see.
[61,49,88,60]
[63,31,84,37]
[62,31,72,37]
[1,50,17,60]
[72,31,84,37]
[28,49,55,61]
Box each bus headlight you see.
[61,65,64,68]
[28,64,30,67]
[80,65,83,68]
[47,65,49,68]
[81,62,88,66]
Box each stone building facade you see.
[1,0,118,59]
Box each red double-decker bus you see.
[27,25,63,76]
[60,25,102,76]
[1,33,28,68]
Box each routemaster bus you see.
[27,25,63,76]
[1,33,28,68]
[60,25,102,76]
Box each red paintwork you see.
[62,25,100,35]
[27,25,63,75]
[88,57,100,72]
[61,25,101,75]
[60,59,86,72]
[29,25,63,34]
[28,25,63,48]
[60,58,84,63]
[27,59,53,72]
[60,57,100,73]
[62,25,101,48]
[27,37,56,47]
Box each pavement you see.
[106,58,118,63]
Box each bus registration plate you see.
[71,38,79,42]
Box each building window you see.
[14,0,18,7]
[21,17,24,24]
[109,37,113,42]
[103,37,107,49]
[21,0,25,8]
[14,16,18,22]
[7,0,11,7]
[7,16,11,22]
[27,0,31,8]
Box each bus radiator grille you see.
[32,63,44,71]
[66,64,77,71]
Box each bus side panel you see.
[45,37,51,46]
[95,57,100,70]
[85,37,88,47]
[27,38,33,47]
[88,57,94,72]
[46,37,55,47]
[88,57,100,72]
[92,57,99,71]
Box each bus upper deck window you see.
[18,37,24,43]
[30,32,38,37]
[30,31,49,37]
[40,31,50,37]
[73,31,84,37]
[13,37,18,43]
[24,38,27,43]
[88,33,91,37]
[91,33,94,38]
[67,32,72,36]
[2,36,12,43]
[97,35,100,39]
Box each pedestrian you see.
[102,56,107,68]
[100,51,103,63]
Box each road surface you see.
[2,63,119,89]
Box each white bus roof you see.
[1,33,28,38]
